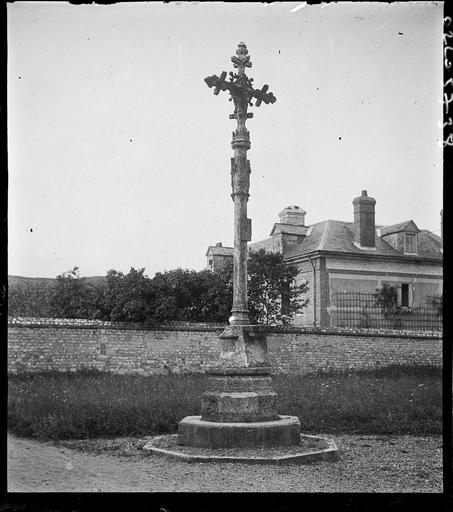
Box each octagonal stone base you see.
[143,433,339,464]
[178,415,301,449]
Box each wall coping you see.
[7,316,441,340]
[7,316,226,332]
[266,325,442,340]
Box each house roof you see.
[269,223,309,236]
[417,230,443,257]
[206,246,234,257]
[283,219,442,261]
[379,220,420,236]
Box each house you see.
[207,191,443,327]
[206,242,234,272]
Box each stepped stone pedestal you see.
[177,325,301,449]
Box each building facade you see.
[206,242,234,272]
[207,191,443,328]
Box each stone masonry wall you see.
[266,328,441,374]
[7,317,441,375]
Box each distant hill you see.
[8,275,106,317]
[8,275,58,290]
[83,276,107,287]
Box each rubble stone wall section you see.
[7,317,441,375]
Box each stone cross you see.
[205,42,276,325]
[176,47,301,451]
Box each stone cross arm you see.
[253,84,276,107]
[204,73,276,106]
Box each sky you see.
[8,1,443,278]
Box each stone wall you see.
[7,317,441,375]
[266,328,441,374]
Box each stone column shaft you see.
[230,133,251,325]
[232,196,248,314]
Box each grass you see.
[7,365,441,440]
[273,365,442,435]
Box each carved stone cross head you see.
[231,42,252,75]
[204,43,276,123]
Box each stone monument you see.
[177,43,301,448]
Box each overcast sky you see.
[8,1,443,278]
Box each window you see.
[405,233,416,253]
[401,284,409,307]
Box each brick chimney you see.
[278,205,306,226]
[353,190,376,248]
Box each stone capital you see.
[211,325,270,370]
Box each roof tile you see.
[285,220,442,260]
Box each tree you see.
[50,267,103,319]
[8,277,55,317]
[102,267,155,322]
[373,283,398,317]
[373,283,404,329]
[426,294,442,317]
[204,250,309,326]
[149,268,231,323]
[246,249,309,325]
[45,251,309,325]
[183,266,233,323]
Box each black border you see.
[2,1,452,511]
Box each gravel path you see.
[7,433,442,492]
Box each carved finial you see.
[204,42,276,120]
[237,42,248,56]
[231,42,252,75]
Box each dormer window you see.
[404,233,417,254]
[380,220,420,255]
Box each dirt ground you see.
[7,433,443,493]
